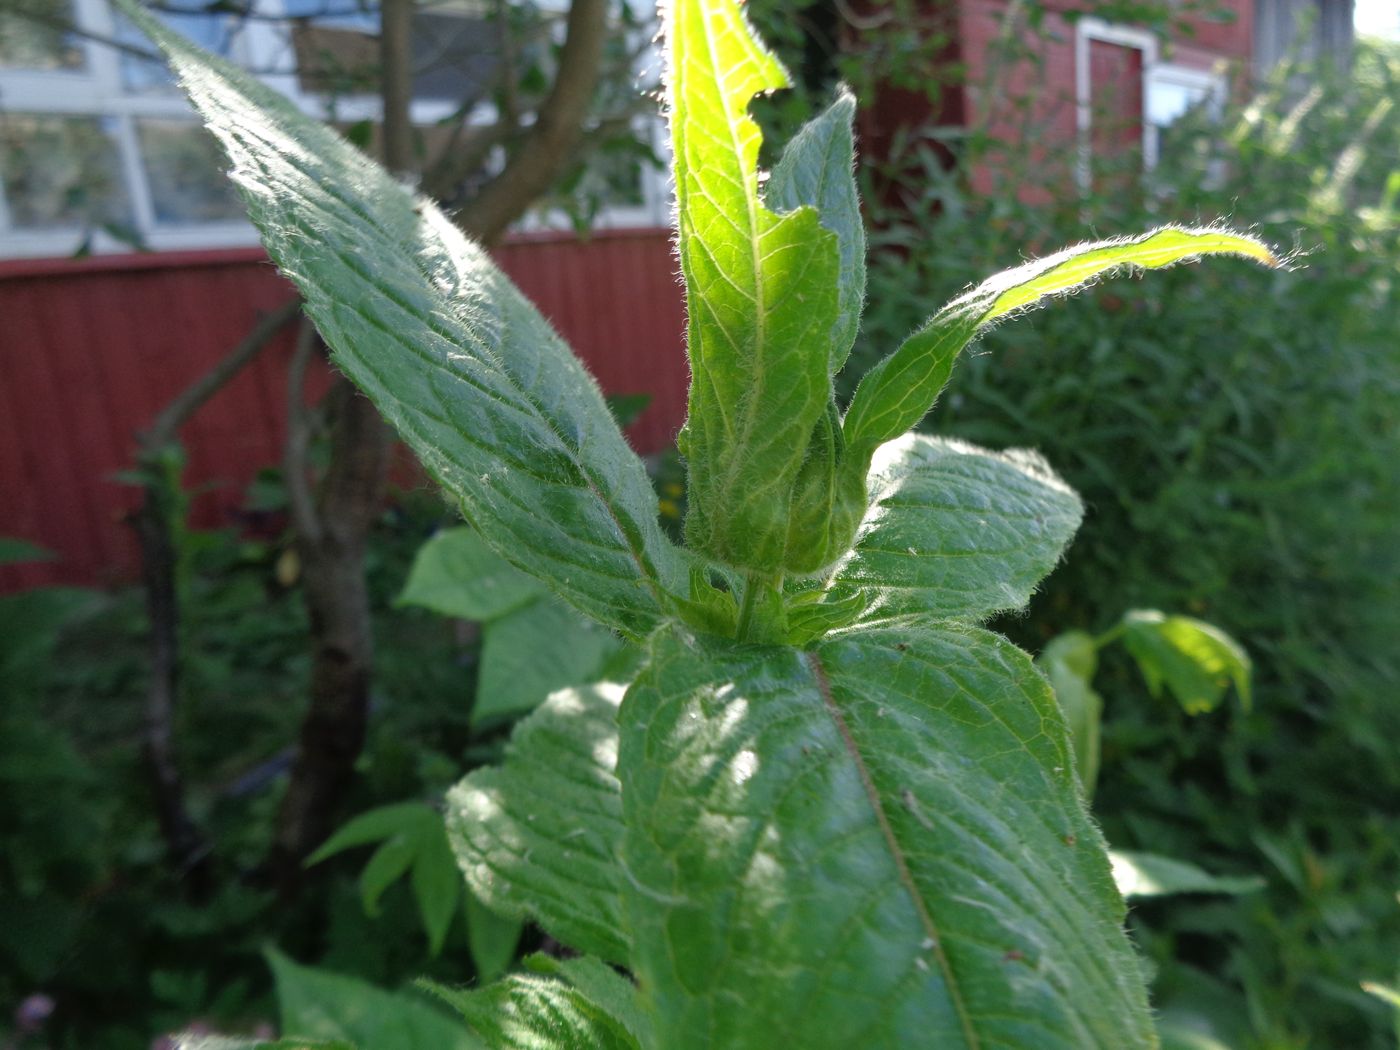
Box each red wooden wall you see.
[0,228,687,592]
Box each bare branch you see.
[453,0,609,244]
[142,300,300,449]
[283,317,323,543]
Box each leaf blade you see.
[122,0,685,639]
[669,0,843,572]
[446,683,629,965]
[843,227,1280,451]
[827,434,1083,622]
[767,88,866,370]
[397,528,546,623]
[618,626,1154,1049]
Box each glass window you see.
[117,10,235,92]
[0,113,132,230]
[135,118,245,224]
[0,1,85,71]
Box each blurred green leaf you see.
[473,597,621,728]
[267,949,480,1050]
[1121,611,1252,714]
[1110,851,1264,899]
[1039,630,1104,796]
[464,891,523,984]
[397,528,544,623]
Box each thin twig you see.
[144,299,300,450]
[283,316,323,543]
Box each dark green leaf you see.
[0,537,54,564]
[619,625,1153,1048]
[305,802,436,866]
[412,819,464,956]
[447,683,629,965]
[267,949,480,1050]
[358,835,418,917]
[465,891,523,984]
[121,0,686,639]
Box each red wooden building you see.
[0,0,1342,590]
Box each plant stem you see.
[736,573,762,643]
[1094,621,1128,650]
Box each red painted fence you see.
[0,228,688,591]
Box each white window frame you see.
[1075,18,1227,194]
[0,0,667,259]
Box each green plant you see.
[125,0,1278,1043]
[1040,609,1251,797]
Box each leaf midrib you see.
[215,107,674,628]
[804,651,980,1049]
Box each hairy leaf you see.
[843,228,1280,453]
[826,434,1082,622]
[619,626,1154,1049]
[122,1,685,639]
[524,956,649,1049]
[447,683,628,965]
[397,528,545,623]
[767,88,866,370]
[669,0,843,572]
[426,966,638,1050]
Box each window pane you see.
[0,114,132,230]
[0,0,85,71]
[135,118,245,224]
[1147,80,1209,128]
[118,10,234,91]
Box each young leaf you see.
[397,528,545,623]
[1109,851,1264,899]
[618,626,1154,1049]
[120,0,685,640]
[446,683,629,965]
[265,950,479,1050]
[767,88,866,371]
[1120,610,1252,714]
[824,435,1083,622]
[425,967,639,1050]
[669,0,843,573]
[843,227,1280,453]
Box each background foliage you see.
[2,5,1397,1049]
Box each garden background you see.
[1,0,1397,1046]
